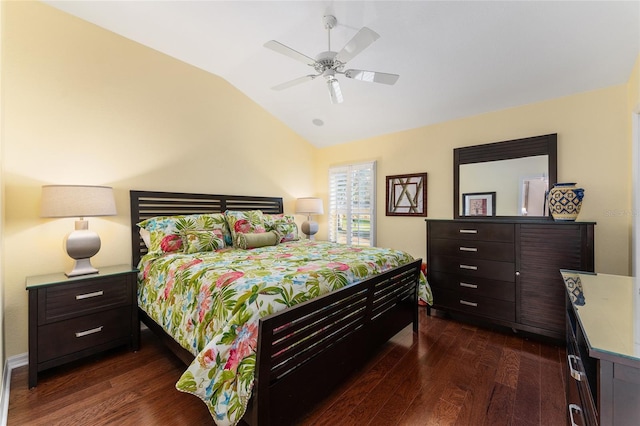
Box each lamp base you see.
[66,258,99,277]
[301,220,319,241]
[64,219,101,277]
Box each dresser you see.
[562,270,640,426]
[26,265,139,387]
[426,219,594,339]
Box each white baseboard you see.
[1,353,28,426]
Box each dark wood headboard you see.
[130,190,284,267]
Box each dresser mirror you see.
[454,134,557,219]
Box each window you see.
[328,161,376,246]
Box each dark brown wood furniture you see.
[26,264,138,388]
[130,190,422,426]
[563,271,640,426]
[426,219,594,340]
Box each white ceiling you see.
[45,1,640,148]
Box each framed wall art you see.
[386,173,427,217]
[462,191,496,216]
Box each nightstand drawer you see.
[37,306,131,361]
[39,276,131,323]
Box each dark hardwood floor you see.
[8,308,567,425]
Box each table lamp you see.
[41,185,117,277]
[295,197,324,240]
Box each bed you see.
[130,190,430,425]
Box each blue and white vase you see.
[547,183,585,221]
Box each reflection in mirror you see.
[520,174,548,216]
[453,133,557,219]
[459,156,548,216]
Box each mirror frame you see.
[454,133,557,219]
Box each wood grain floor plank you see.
[512,353,541,424]
[540,354,567,426]
[483,382,515,426]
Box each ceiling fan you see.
[264,15,399,104]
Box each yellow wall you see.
[1,2,315,358]
[315,85,630,276]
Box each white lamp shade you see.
[295,197,324,215]
[41,185,116,218]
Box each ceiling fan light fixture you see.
[327,77,343,104]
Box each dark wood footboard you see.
[247,258,421,425]
[138,259,421,426]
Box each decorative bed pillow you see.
[264,213,300,242]
[139,228,151,248]
[138,213,231,254]
[236,230,281,249]
[181,229,225,254]
[197,213,233,247]
[225,210,267,247]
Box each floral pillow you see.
[224,210,267,247]
[138,213,231,254]
[181,229,225,254]
[264,213,300,242]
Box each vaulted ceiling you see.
[45,1,639,148]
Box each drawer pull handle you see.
[459,264,478,271]
[568,403,584,426]
[459,246,478,252]
[459,300,478,307]
[459,282,478,289]
[75,326,103,338]
[76,290,104,300]
[459,229,478,234]
[567,354,585,381]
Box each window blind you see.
[328,161,376,246]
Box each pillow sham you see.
[225,210,267,247]
[264,213,300,242]
[236,230,281,249]
[139,228,151,248]
[138,213,231,254]
[181,229,225,254]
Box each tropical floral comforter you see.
[138,240,432,425]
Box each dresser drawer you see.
[430,238,514,262]
[433,287,515,322]
[429,255,515,282]
[429,271,515,302]
[39,276,132,324]
[429,222,514,242]
[37,306,132,361]
[566,312,598,426]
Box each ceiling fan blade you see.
[345,69,399,85]
[264,40,316,67]
[271,74,319,91]
[327,78,343,104]
[335,27,380,63]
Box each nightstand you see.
[26,265,139,388]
